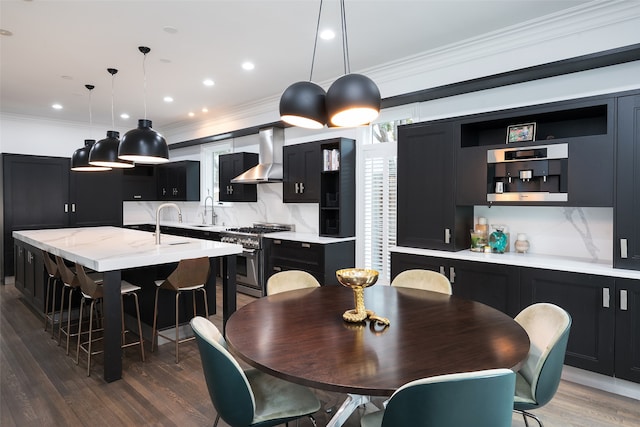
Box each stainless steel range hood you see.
[231,127,284,184]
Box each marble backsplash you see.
[123,183,320,234]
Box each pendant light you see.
[71,85,111,171]
[118,46,169,164]
[89,69,134,168]
[325,0,380,127]
[279,0,327,129]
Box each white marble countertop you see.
[391,246,640,280]
[13,226,242,272]
[264,231,356,244]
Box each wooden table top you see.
[226,285,530,396]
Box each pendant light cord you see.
[142,51,148,120]
[87,85,94,139]
[110,72,115,129]
[309,0,324,81]
[340,0,350,75]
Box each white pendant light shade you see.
[279,81,327,129]
[118,119,169,164]
[89,130,134,168]
[71,139,111,171]
[326,73,381,127]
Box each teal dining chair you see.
[360,368,516,427]
[513,303,572,427]
[190,316,321,427]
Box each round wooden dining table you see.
[225,285,530,398]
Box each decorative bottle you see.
[489,225,508,254]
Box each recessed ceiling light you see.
[320,29,335,40]
[188,112,195,117]
[203,79,215,87]
[120,113,130,119]
[163,96,174,103]
[0,29,13,36]
[242,62,255,71]
[61,75,73,80]
[160,58,172,63]
[202,107,209,113]
[52,103,63,110]
[163,26,178,34]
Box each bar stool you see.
[55,256,82,355]
[75,264,145,376]
[42,250,61,338]
[152,257,210,363]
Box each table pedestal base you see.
[327,394,372,427]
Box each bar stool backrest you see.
[55,256,79,288]
[75,264,103,299]
[159,257,210,291]
[42,250,59,279]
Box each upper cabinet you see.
[219,152,258,202]
[283,141,321,203]
[156,160,200,201]
[319,138,355,237]
[122,165,156,201]
[614,94,640,270]
[456,97,615,207]
[397,121,473,251]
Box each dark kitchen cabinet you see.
[397,121,473,251]
[283,141,320,203]
[391,252,520,316]
[264,237,355,287]
[219,152,258,202]
[13,239,46,312]
[156,160,200,201]
[615,278,640,383]
[319,138,355,237]
[615,94,640,270]
[3,154,122,276]
[122,165,156,201]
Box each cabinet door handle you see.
[294,183,299,193]
[273,266,282,272]
[620,239,628,259]
[301,243,311,248]
[444,228,451,244]
[299,182,305,193]
[620,290,628,311]
[64,203,69,213]
[273,240,281,245]
[439,266,446,276]
[603,287,610,308]
[133,195,142,199]
[449,267,455,284]
[71,203,76,213]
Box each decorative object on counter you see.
[515,233,531,253]
[470,217,489,252]
[118,46,169,164]
[89,69,134,169]
[336,268,389,326]
[279,0,327,129]
[506,122,536,143]
[279,0,380,129]
[489,225,509,254]
[71,85,111,172]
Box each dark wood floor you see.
[1,280,638,426]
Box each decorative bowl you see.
[336,268,379,289]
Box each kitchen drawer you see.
[268,239,322,270]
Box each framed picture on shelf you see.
[506,122,536,143]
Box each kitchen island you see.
[12,226,242,382]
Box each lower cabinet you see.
[264,238,355,287]
[391,252,520,316]
[391,250,640,383]
[14,240,47,312]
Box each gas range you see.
[220,223,294,250]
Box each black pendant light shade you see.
[118,119,169,164]
[89,130,134,168]
[71,140,111,171]
[326,73,381,127]
[280,81,327,129]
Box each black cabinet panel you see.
[70,169,123,227]
[520,267,615,375]
[219,153,258,202]
[156,161,200,201]
[397,121,472,251]
[319,138,355,237]
[615,94,640,270]
[122,165,156,201]
[615,278,640,383]
[283,142,320,203]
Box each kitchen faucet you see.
[155,203,182,245]
[204,195,217,225]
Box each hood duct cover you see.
[231,127,285,184]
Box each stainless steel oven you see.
[220,223,293,297]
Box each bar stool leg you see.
[131,292,145,362]
[175,291,181,364]
[57,285,69,346]
[75,297,86,365]
[151,287,160,352]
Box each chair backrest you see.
[266,270,321,296]
[41,250,59,278]
[55,256,78,288]
[514,302,572,407]
[381,368,515,427]
[391,269,452,295]
[75,264,103,299]
[190,316,256,427]
[161,257,210,291]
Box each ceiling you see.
[0,0,593,131]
